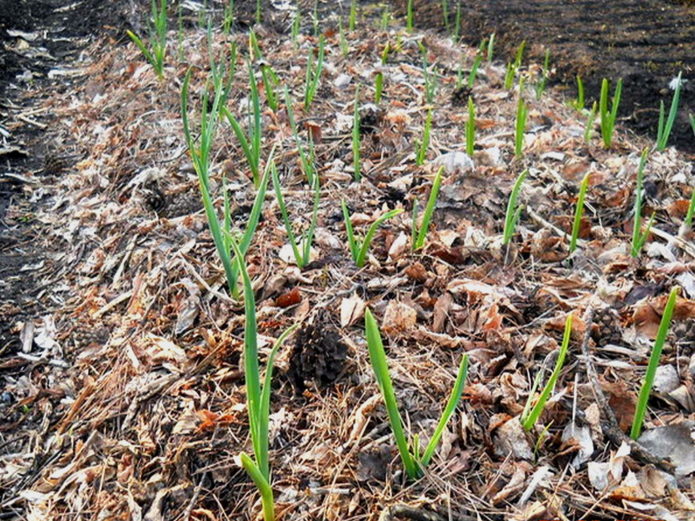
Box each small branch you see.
[379,505,446,521]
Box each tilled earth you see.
[397,0,695,153]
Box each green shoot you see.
[181,69,228,287]
[375,44,390,104]
[239,454,274,521]
[515,93,528,158]
[126,0,168,80]
[250,32,280,112]
[284,88,317,186]
[353,86,362,181]
[690,113,695,136]
[195,1,206,29]
[458,38,487,90]
[406,0,414,32]
[503,169,528,245]
[229,236,299,521]
[365,308,417,477]
[533,422,554,461]
[311,0,319,36]
[380,7,392,30]
[374,73,384,104]
[685,188,695,231]
[503,62,516,90]
[504,40,525,90]
[176,1,183,60]
[520,371,543,427]
[630,287,679,440]
[534,49,550,100]
[223,0,235,34]
[466,96,475,156]
[342,202,402,268]
[182,69,270,299]
[260,64,280,112]
[271,163,320,269]
[304,36,325,111]
[452,4,461,40]
[291,9,300,47]
[584,101,598,143]
[441,0,449,31]
[256,0,262,25]
[569,173,590,253]
[514,40,526,70]
[599,77,623,149]
[349,0,358,31]
[656,71,682,151]
[631,148,653,257]
[487,33,495,62]
[521,314,572,431]
[467,51,483,89]
[364,308,469,479]
[415,108,433,166]
[338,17,349,56]
[412,166,444,251]
[206,23,233,92]
[223,63,263,187]
[573,75,585,111]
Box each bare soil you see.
[396,0,695,152]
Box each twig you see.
[526,206,586,248]
[379,505,446,521]
[651,226,695,259]
[182,474,206,520]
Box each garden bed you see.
[1,1,694,521]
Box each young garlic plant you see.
[415,108,433,166]
[503,169,528,245]
[271,163,320,269]
[631,287,679,439]
[229,236,298,521]
[365,308,469,479]
[304,36,325,111]
[223,62,264,187]
[521,315,572,431]
[599,77,623,149]
[569,173,590,253]
[342,203,402,268]
[655,72,682,151]
[126,0,168,79]
[466,96,475,156]
[411,166,444,251]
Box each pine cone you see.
[288,313,348,393]
[593,307,622,347]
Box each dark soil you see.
[0,0,130,354]
[394,0,695,153]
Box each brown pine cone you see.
[288,312,348,393]
[593,307,623,347]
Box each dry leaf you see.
[491,415,533,460]
[405,261,428,282]
[275,287,302,308]
[340,293,365,328]
[432,292,452,333]
[382,301,417,335]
